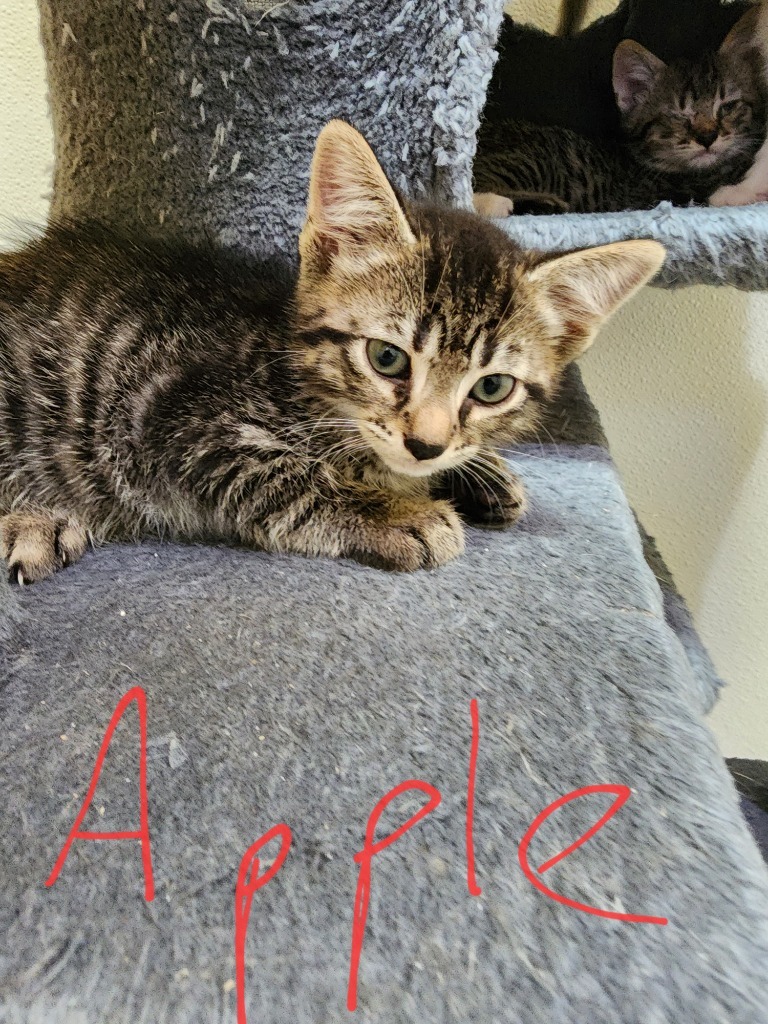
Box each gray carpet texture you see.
[38,0,502,259]
[2,0,768,1021]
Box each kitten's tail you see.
[557,0,590,36]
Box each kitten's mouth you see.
[382,456,450,478]
[373,445,456,478]
[357,424,461,478]
[689,142,732,169]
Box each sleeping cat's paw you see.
[0,510,88,584]
[436,456,526,529]
[709,182,768,207]
[353,496,465,572]
[473,192,515,218]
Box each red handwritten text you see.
[518,784,668,925]
[45,685,155,901]
[347,780,442,1011]
[235,823,293,1024]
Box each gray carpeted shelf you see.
[2,2,768,1022]
[502,201,768,289]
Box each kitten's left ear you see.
[300,120,416,272]
[525,240,666,364]
[613,40,667,114]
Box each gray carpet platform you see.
[501,200,768,289]
[2,1,768,1021]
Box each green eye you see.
[470,374,516,405]
[367,339,409,378]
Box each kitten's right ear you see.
[613,40,667,114]
[300,120,416,274]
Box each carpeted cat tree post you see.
[2,2,768,1022]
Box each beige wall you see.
[1,2,766,756]
[0,4,52,242]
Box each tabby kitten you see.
[474,6,765,216]
[0,121,663,582]
[474,120,689,216]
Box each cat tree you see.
[1,2,768,1022]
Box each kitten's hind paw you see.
[0,510,88,584]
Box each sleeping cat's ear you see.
[300,120,416,274]
[613,40,666,114]
[525,240,666,364]
[719,5,762,61]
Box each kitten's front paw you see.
[354,497,465,572]
[709,182,768,207]
[437,457,526,529]
[0,510,88,584]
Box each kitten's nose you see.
[694,129,718,150]
[404,437,447,462]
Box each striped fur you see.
[0,122,663,580]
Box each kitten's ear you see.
[525,240,666,364]
[613,40,666,114]
[720,5,762,60]
[300,120,416,272]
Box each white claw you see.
[17,569,25,586]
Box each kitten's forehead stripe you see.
[413,314,431,353]
[479,330,499,369]
[299,326,355,347]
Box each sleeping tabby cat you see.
[0,121,663,582]
[475,5,765,215]
[486,0,753,144]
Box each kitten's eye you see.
[719,100,742,117]
[470,374,516,405]
[367,339,409,378]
